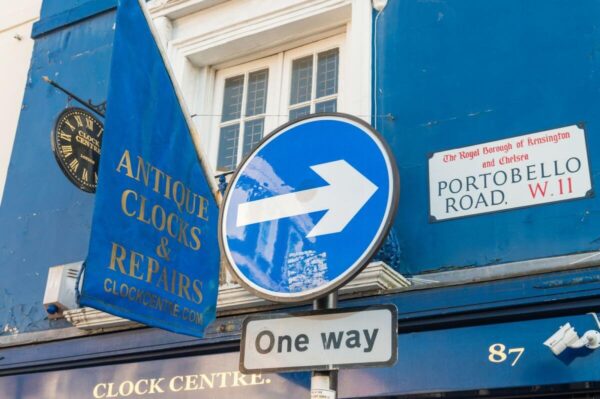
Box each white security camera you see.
[544,313,600,356]
[543,323,579,355]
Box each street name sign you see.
[429,124,592,221]
[240,305,398,373]
[219,113,399,302]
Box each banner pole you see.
[311,291,338,399]
[138,0,220,201]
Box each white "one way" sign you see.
[240,305,397,373]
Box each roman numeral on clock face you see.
[59,131,72,142]
[61,145,73,157]
[64,120,76,131]
[69,158,79,173]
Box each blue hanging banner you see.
[80,0,220,337]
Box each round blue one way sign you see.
[219,113,399,302]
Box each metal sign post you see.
[311,292,338,399]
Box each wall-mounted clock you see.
[51,107,103,193]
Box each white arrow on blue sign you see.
[219,113,399,302]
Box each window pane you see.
[217,124,240,171]
[290,56,313,105]
[221,75,244,122]
[316,48,339,98]
[289,106,310,121]
[315,99,337,113]
[246,69,269,117]
[242,118,264,156]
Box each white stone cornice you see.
[65,262,410,331]
[148,0,229,19]
[171,0,351,64]
[64,307,143,331]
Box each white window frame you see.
[280,34,345,124]
[150,0,373,177]
[210,54,282,170]
[149,0,375,292]
[209,34,346,171]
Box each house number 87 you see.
[488,343,525,366]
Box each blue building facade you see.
[1,0,600,397]
[0,0,115,335]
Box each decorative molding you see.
[155,0,370,172]
[0,327,91,348]
[171,0,350,65]
[413,251,600,285]
[65,308,143,331]
[147,0,228,19]
[173,0,348,47]
[153,16,173,46]
[65,262,410,331]
[217,261,410,312]
[63,251,600,332]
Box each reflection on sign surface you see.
[220,114,398,302]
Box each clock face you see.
[52,107,103,193]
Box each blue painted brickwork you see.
[40,0,112,20]
[0,3,115,335]
[376,0,600,275]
